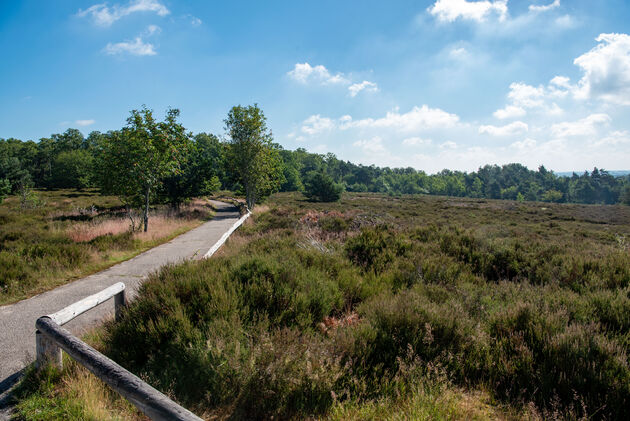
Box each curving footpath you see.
[0,200,241,411]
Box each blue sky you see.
[1,0,629,173]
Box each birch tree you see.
[224,105,283,209]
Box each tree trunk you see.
[245,183,255,210]
[125,204,136,231]
[143,186,150,232]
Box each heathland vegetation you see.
[14,193,630,420]
[0,189,214,304]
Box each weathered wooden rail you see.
[35,282,203,421]
[203,211,250,258]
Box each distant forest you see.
[2,128,630,205]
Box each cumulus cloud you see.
[353,136,386,153]
[439,141,458,149]
[104,37,156,56]
[75,119,95,126]
[191,16,202,26]
[529,0,560,13]
[288,63,378,98]
[493,80,566,120]
[348,81,379,97]
[340,105,460,132]
[287,63,348,85]
[428,0,508,23]
[402,137,433,146]
[301,115,335,135]
[572,33,630,105]
[493,105,526,119]
[77,0,169,27]
[507,82,545,108]
[479,121,529,136]
[592,130,630,147]
[550,113,611,137]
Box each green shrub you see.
[345,226,409,274]
[303,171,343,202]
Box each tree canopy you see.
[96,107,192,231]
[2,105,629,219]
[224,104,283,209]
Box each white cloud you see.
[439,141,457,149]
[493,105,526,119]
[77,0,169,27]
[428,0,508,23]
[479,121,529,136]
[301,115,335,135]
[353,136,386,153]
[340,105,460,132]
[551,113,611,137]
[549,75,571,90]
[507,82,545,108]
[511,138,537,150]
[573,33,630,105]
[402,137,432,146]
[449,47,470,60]
[494,80,566,118]
[191,17,202,26]
[348,81,379,97]
[546,103,564,116]
[75,119,95,127]
[144,24,161,36]
[287,63,348,85]
[529,0,560,13]
[592,130,630,147]
[287,63,377,98]
[104,37,156,56]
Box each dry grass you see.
[67,218,130,242]
[61,362,146,421]
[65,201,215,243]
[134,216,197,242]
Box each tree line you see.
[2,105,629,219]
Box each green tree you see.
[224,104,283,209]
[51,149,93,189]
[303,170,343,202]
[97,107,191,232]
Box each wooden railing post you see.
[36,329,62,370]
[114,289,126,322]
[36,282,126,371]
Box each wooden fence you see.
[35,282,203,421]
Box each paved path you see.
[0,200,240,394]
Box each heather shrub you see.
[345,226,409,274]
[92,194,630,419]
